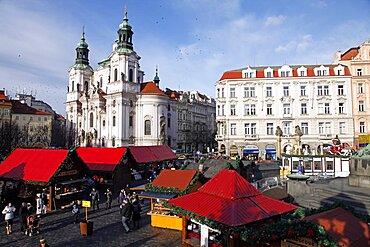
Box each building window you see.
[112,137,115,147]
[300,86,306,96]
[244,123,256,135]
[129,116,133,127]
[338,85,344,95]
[114,68,118,81]
[283,104,290,114]
[267,123,273,135]
[244,87,255,97]
[230,123,236,135]
[90,113,94,127]
[325,122,331,135]
[72,81,74,91]
[300,70,305,76]
[245,72,254,78]
[283,122,291,135]
[217,89,220,98]
[84,81,88,91]
[317,70,322,76]
[244,104,256,116]
[230,88,236,98]
[230,105,236,116]
[301,103,307,115]
[221,105,225,116]
[301,122,308,135]
[221,88,224,98]
[357,68,362,76]
[318,86,323,96]
[103,120,106,127]
[283,86,289,96]
[4,109,9,116]
[250,104,256,115]
[167,117,171,128]
[339,122,346,134]
[145,120,151,135]
[266,71,272,78]
[15,116,19,120]
[359,101,365,112]
[267,104,272,115]
[266,87,272,97]
[360,122,365,133]
[318,103,324,114]
[217,105,220,116]
[338,103,344,114]
[318,122,324,134]
[245,123,250,135]
[324,103,330,114]
[113,116,116,127]
[358,83,364,94]
[323,85,329,96]
[129,68,133,82]
[100,77,103,87]
[281,71,289,77]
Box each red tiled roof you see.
[76,147,127,171]
[140,81,166,95]
[129,145,176,164]
[152,170,197,190]
[0,90,11,106]
[341,47,359,60]
[304,207,370,247]
[219,71,242,80]
[0,148,69,183]
[169,169,298,226]
[11,100,51,115]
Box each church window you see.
[145,120,151,135]
[113,116,116,127]
[90,113,94,127]
[129,69,133,82]
[114,68,118,81]
[72,81,74,91]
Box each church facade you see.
[65,10,171,147]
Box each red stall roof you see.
[152,170,197,190]
[129,145,176,164]
[304,207,370,247]
[169,169,298,227]
[77,147,127,171]
[0,148,69,184]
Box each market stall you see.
[76,147,129,194]
[139,169,202,231]
[168,169,298,247]
[0,148,90,211]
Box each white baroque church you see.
[65,9,171,147]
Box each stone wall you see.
[349,158,370,189]
[287,180,312,198]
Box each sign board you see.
[281,237,317,247]
[82,200,91,208]
[265,144,276,150]
[244,144,259,150]
[359,134,370,144]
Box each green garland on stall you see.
[165,202,354,246]
[145,171,201,196]
[282,153,350,159]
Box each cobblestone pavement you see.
[0,201,181,247]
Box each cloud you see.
[264,15,286,27]
[275,35,313,53]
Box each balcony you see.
[282,113,292,118]
[319,134,332,140]
[245,134,259,140]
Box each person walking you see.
[71,201,80,224]
[89,188,100,210]
[105,188,112,210]
[2,202,16,235]
[131,198,141,229]
[118,189,126,205]
[19,202,30,233]
[120,199,133,233]
[41,189,48,215]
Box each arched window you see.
[114,68,118,82]
[71,81,74,91]
[99,77,103,87]
[129,68,133,82]
[89,112,94,127]
[113,116,116,127]
[145,120,151,135]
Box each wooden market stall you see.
[0,148,90,211]
[76,147,129,194]
[139,169,202,231]
[168,169,298,247]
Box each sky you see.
[1,0,370,115]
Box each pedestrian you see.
[36,193,43,216]
[120,198,133,233]
[41,188,48,214]
[27,203,34,215]
[131,198,141,229]
[89,188,100,210]
[71,201,80,224]
[105,188,112,209]
[19,202,30,233]
[118,189,126,204]
[2,202,16,235]
[39,236,50,247]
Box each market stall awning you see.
[138,191,177,200]
[0,148,69,184]
[304,207,370,247]
[129,145,176,164]
[169,169,298,227]
[77,147,127,171]
[152,170,197,190]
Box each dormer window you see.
[266,72,272,78]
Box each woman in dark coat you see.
[131,199,141,229]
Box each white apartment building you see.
[216,64,354,158]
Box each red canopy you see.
[129,145,176,164]
[0,148,69,184]
[77,147,127,171]
[152,170,197,190]
[169,169,298,226]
